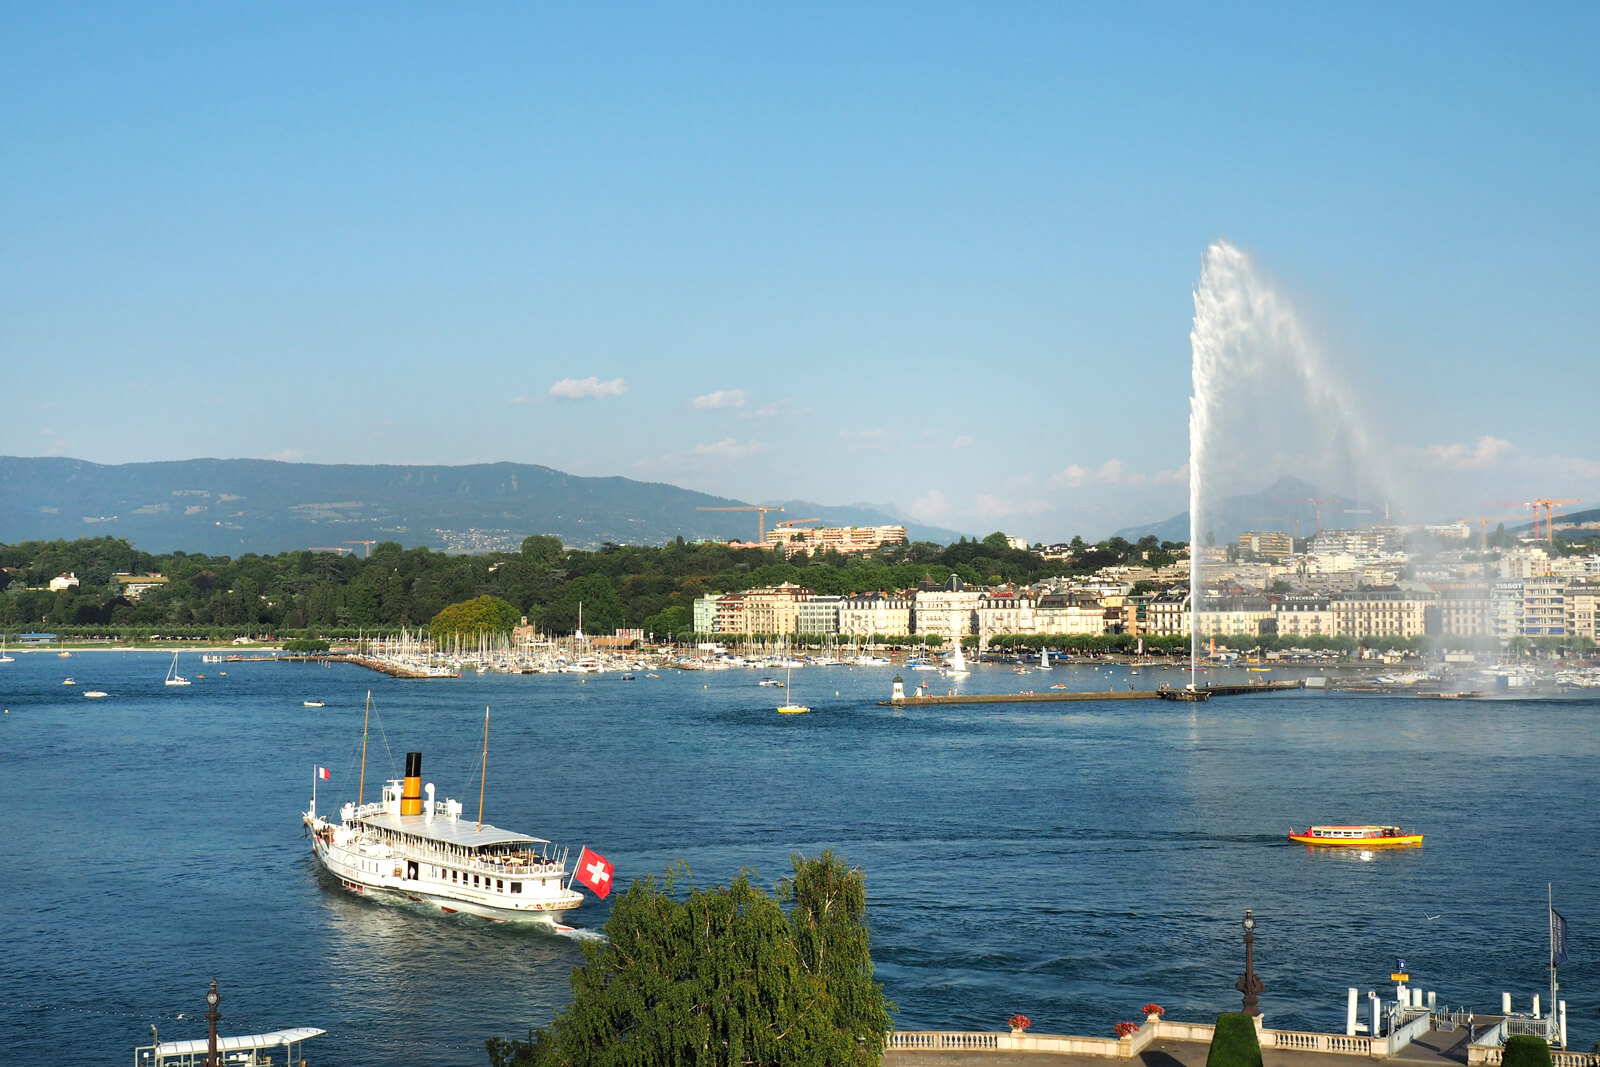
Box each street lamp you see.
[1235,910,1264,1017]
[204,980,222,1067]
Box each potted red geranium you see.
[1142,1003,1165,1023]
[1114,1021,1142,1038]
[1008,1015,1032,1036]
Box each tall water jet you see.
[1187,241,1402,682]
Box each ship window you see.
[497,879,504,892]
[473,874,480,887]
[511,882,522,893]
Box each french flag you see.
[316,766,330,781]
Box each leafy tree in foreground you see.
[488,851,892,1067]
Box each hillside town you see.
[691,523,1600,651]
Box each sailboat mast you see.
[358,690,371,807]
[477,704,490,831]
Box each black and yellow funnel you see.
[401,752,423,816]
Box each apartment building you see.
[913,576,982,638]
[838,593,914,639]
[1330,587,1430,639]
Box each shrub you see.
[1205,1012,1263,1067]
[1503,1035,1552,1067]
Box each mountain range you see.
[1112,475,1378,544]
[0,456,965,556]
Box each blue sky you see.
[4,4,1596,541]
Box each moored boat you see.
[1288,824,1423,847]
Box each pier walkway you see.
[880,681,1302,708]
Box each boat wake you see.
[551,923,608,944]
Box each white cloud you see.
[1048,464,1091,489]
[951,434,975,449]
[910,489,949,520]
[268,449,305,462]
[690,438,765,460]
[742,399,806,418]
[691,389,747,410]
[839,428,894,442]
[1425,435,1513,470]
[975,494,1015,516]
[550,376,628,400]
[1540,453,1600,480]
[39,428,74,456]
[508,394,532,405]
[1048,459,1189,490]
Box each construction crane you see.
[772,518,821,530]
[1249,515,1300,539]
[343,540,378,557]
[1269,497,1341,535]
[309,546,354,555]
[1533,498,1581,543]
[696,505,784,543]
[1482,501,1539,540]
[1456,517,1529,551]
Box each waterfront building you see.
[1431,585,1496,638]
[1144,587,1190,637]
[1192,593,1276,639]
[912,575,981,638]
[838,593,913,640]
[975,589,1036,639]
[1033,592,1110,636]
[740,583,811,635]
[796,595,842,636]
[1330,586,1431,639]
[1273,594,1334,639]
[1491,582,1525,642]
[1566,580,1600,643]
[692,594,719,634]
[1520,575,1567,637]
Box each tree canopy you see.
[430,594,520,641]
[488,851,892,1067]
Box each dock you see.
[879,680,1301,707]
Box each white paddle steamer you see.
[303,699,585,923]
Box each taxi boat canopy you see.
[1288,824,1423,847]
[135,1027,323,1066]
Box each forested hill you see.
[0,457,961,554]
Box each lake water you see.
[1,652,1595,1063]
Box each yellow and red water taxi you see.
[1288,824,1423,847]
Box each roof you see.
[358,810,547,849]
[154,1028,325,1055]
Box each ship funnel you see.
[401,752,423,816]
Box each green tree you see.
[430,595,520,642]
[490,852,891,1067]
[1502,1035,1552,1067]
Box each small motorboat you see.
[758,678,784,688]
[303,700,326,708]
[83,690,109,699]
[1288,825,1423,847]
[63,677,76,685]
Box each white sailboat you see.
[943,637,970,677]
[0,636,13,663]
[1039,648,1051,670]
[164,652,191,686]
[777,643,809,714]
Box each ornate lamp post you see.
[203,980,222,1067]
[1235,910,1264,1017]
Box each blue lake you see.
[1,652,1595,1063]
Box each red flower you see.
[1008,1015,1032,1032]
[1141,1004,1165,1017]
[1114,1021,1142,1038]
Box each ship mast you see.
[477,704,489,831]
[358,690,371,806]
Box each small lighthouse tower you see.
[891,674,905,703]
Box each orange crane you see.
[1534,498,1580,543]
[696,505,784,543]
[309,546,354,555]
[1269,497,1341,534]
[1482,501,1539,539]
[344,540,377,557]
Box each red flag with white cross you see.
[574,847,615,899]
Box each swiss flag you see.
[574,847,615,899]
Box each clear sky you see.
[4,3,1596,541]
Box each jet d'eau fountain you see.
[1186,241,1404,684]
